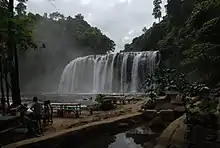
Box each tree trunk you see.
[4,60,10,107]
[8,0,21,106]
[0,57,6,114]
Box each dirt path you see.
[44,101,144,135]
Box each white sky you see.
[26,0,166,52]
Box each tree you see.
[0,0,38,106]
[152,0,162,22]
[75,14,84,20]
[49,11,65,20]
[43,13,47,18]
[142,26,147,33]
[124,0,220,86]
[15,0,27,16]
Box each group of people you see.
[30,97,53,125]
[20,97,53,137]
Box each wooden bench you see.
[51,103,81,118]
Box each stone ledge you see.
[4,113,142,148]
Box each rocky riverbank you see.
[3,96,186,148]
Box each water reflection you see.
[109,133,142,148]
[78,124,162,148]
[79,134,116,148]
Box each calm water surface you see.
[78,124,162,148]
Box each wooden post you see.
[79,104,81,115]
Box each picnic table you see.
[51,103,82,117]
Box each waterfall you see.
[120,53,129,93]
[58,51,160,94]
[131,53,142,92]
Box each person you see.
[47,100,53,124]
[20,103,40,137]
[30,97,42,129]
[42,101,49,125]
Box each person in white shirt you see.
[30,97,42,125]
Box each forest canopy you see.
[0,0,116,92]
[124,0,220,86]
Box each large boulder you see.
[154,116,187,148]
[149,116,167,131]
[174,106,185,118]
[158,109,175,122]
[189,96,201,104]
[171,94,184,105]
[142,110,158,120]
[156,95,170,105]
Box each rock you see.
[92,115,101,122]
[158,109,175,122]
[189,96,201,104]
[157,91,166,96]
[118,122,129,128]
[171,95,184,105]
[168,145,180,148]
[149,116,166,130]
[155,116,187,148]
[171,100,184,105]
[118,110,125,115]
[156,96,170,105]
[143,109,158,120]
[141,99,156,110]
[174,106,185,118]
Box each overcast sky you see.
[27,0,166,52]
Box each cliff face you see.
[123,0,220,86]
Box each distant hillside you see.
[19,12,115,92]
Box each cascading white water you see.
[58,51,160,94]
[120,53,129,93]
[131,53,142,92]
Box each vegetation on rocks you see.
[95,94,115,111]
[124,0,220,87]
[187,98,218,128]
[142,67,218,127]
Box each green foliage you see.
[142,67,210,99]
[95,94,115,111]
[152,0,162,22]
[17,12,115,91]
[0,0,37,53]
[142,67,217,127]
[187,98,218,127]
[141,99,156,110]
[197,17,220,44]
[95,94,105,104]
[125,0,220,86]
[142,68,187,95]
[41,13,115,54]
[49,11,64,20]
